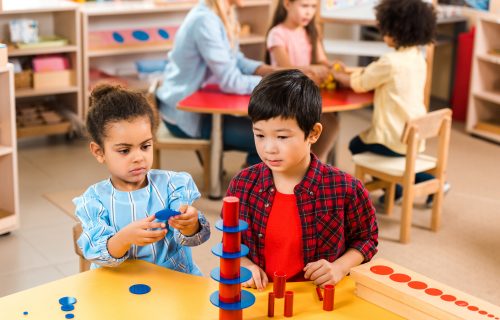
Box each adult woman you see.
[156,0,276,165]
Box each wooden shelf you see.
[0,209,14,220]
[473,90,500,105]
[475,121,500,135]
[8,45,78,57]
[241,0,273,7]
[15,86,79,98]
[470,127,500,143]
[17,121,72,139]
[0,146,13,157]
[80,1,194,16]
[88,44,173,58]
[324,39,393,57]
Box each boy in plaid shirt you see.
[225,69,378,290]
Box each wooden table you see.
[178,85,373,199]
[0,260,403,319]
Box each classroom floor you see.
[1,108,499,307]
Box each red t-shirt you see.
[264,191,304,280]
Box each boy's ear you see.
[90,142,105,164]
[308,122,322,144]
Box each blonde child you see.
[226,70,378,289]
[266,0,339,163]
[333,0,446,207]
[74,84,210,274]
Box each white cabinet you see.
[0,63,19,234]
[466,14,500,143]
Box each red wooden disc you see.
[468,306,479,311]
[389,273,411,283]
[425,288,442,296]
[441,294,456,302]
[408,281,427,290]
[455,300,468,307]
[370,265,394,275]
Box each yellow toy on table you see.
[320,63,343,91]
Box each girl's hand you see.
[241,258,269,291]
[168,204,200,236]
[119,215,168,246]
[303,259,348,287]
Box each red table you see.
[178,85,373,198]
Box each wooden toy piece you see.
[154,208,180,221]
[284,291,294,317]
[267,292,275,317]
[316,286,323,301]
[323,284,335,311]
[222,196,239,227]
[273,271,287,298]
[350,258,500,320]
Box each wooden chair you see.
[352,109,452,243]
[72,222,90,272]
[147,80,211,192]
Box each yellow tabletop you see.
[0,260,403,319]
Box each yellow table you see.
[0,260,403,319]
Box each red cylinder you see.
[323,284,335,311]
[267,292,275,317]
[273,271,286,298]
[219,308,242,320]
[222,196,239,227]
[220,257,240,279]
[284,291,294,317]
[219,283,241,304]
[222,232,241,253]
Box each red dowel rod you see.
[220,308,242,320]
[267,292,275,317]
[220,258,241,279]
[323,284,335,311]
[284,291,294,317]
[219,283,241,304]
[222,196,239,227]
[222,232,241,253]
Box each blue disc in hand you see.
[155,208,181,221]
[129,284,151,295]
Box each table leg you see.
[209,114,223,200]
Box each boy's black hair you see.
[248,69,321,138]
[86,83,158,147]
[375,0,436,48]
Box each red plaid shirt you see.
[226,154,378,270]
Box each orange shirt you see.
[264,191,304,280]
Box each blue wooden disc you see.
[58,296,77,305]
[129,284,151,295]
[61,304,74,311]
[132,30,149,41]
[65,314,74,319]
[210,267,252,284]
[155,208,180,221]
[209,290,255,310]
[112,32,124,43]
[215,220,248,233]
[211,243,249,259]
[158,28,170,39]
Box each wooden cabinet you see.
[0,63,19,235]
[80,0,271,115]
[466,14,500,143]
[0,1,82,138]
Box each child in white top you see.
[74,84,210,274]
[266,0,339,163]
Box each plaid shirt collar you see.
[257,153,322,197]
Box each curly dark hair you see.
[86,83,158,147]
[375,0,436,48]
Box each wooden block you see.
[350,259,500,320]
[33,70,75,89]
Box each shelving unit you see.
[0,63,19,235]
[0,1,82,138]
[466,14,500,143]
[80,0,271,115]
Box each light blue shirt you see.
[156,0,262,137]
[73,170,210,275]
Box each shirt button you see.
[309,191,314,196]
[258,233,263,238]
[264,203,269,208]
[259,189,263,193]
[270,188,274,192]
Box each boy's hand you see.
[303,259,348,287]
[118,215,167,246]
[241,257,268,291]
[168,204,200,236]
